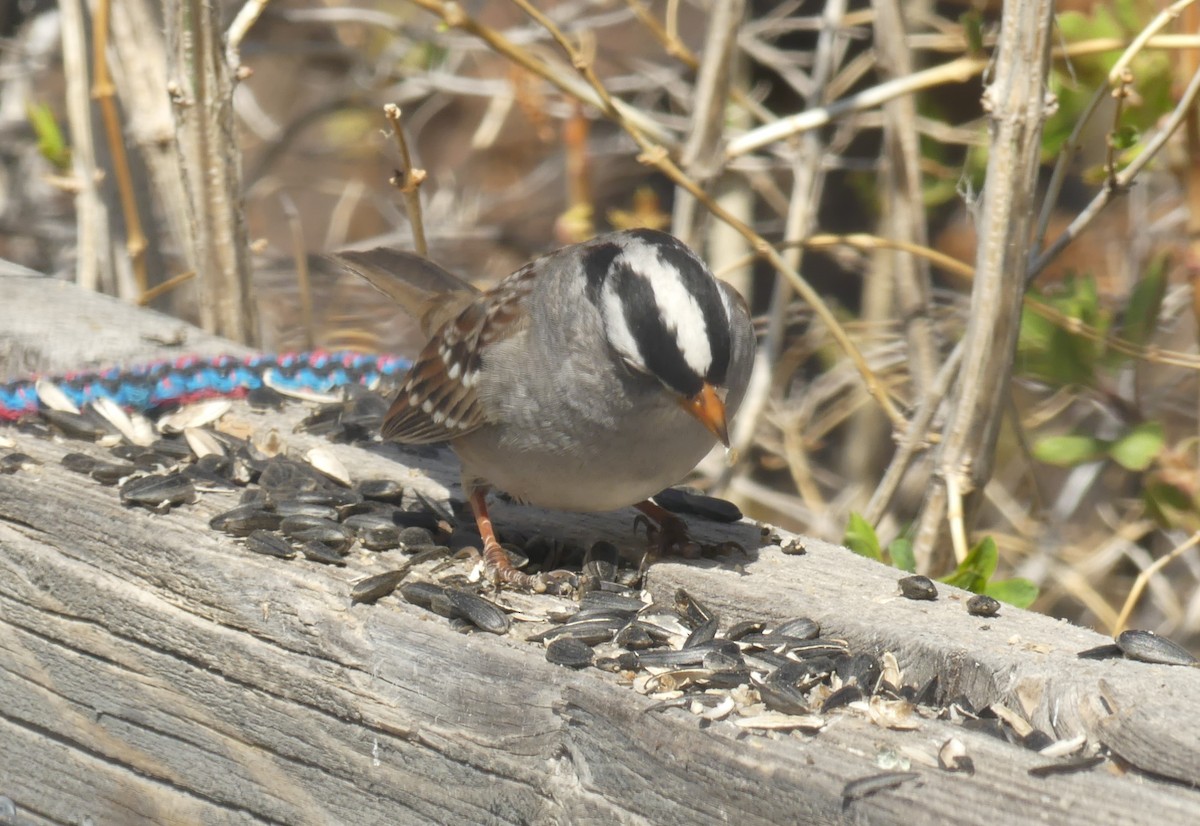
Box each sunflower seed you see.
[546,638,594,668]
[119,473,196,510]
[357,478,406,503]
[1115,629,1199,666]
[352,569,410,604]
[966,594,1001,617]
[300,539,348,566]
[210,504,282,536]
[244,530,295,559]
[898,575,937,601]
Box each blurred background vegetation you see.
[2,0,1200,649]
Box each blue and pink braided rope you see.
[0,351,411,422]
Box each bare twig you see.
[726,55,988,159]
[164,0,255,342]
[671,0,744,245]
[1028,63,1200,279]
[1104,69,1134,192]
[137,270,196,306]
[1108,0,1197,84]
[279,192,314,350]
[226,0,271,73]
[383,103,428,257]
[92,0,148,296]
[862,341,964,526]
[625,0,775,124]
[727,31,1200,159]
[1030,82,1107,266]
[58,0,111,293]
[406,0,676,146]
[913,0,1057,571]
[1113,531,1200,635]
[722,0,847,495]
[871,0,936,398]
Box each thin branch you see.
[279,192,314,350]
[383,103,428,257]
[92,0,148,296]
[862,341,964,526]
[1108,0,1196,84]
[58,0,110,293]
[406,0,676,146]
[726,55,988,159]
[913,0,1056,571]
[1027,63,1200,280]
[226,0,271,73]
[1113,531,1200,635]
[726,33,1200,159]
[671,0,744,245]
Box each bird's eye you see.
[616,352,649,377]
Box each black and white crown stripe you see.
[583,229,732,398]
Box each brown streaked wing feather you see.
[381,267,537,444]
[331,249,479,336]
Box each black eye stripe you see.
[583,242,621,306]
[612,262,704,397]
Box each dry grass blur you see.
[2,0,1200,649]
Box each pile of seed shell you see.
[20,388,471,571]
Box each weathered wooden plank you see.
[3,276,1200,825]
[0,274,251,380]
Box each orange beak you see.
[680,382,730,447]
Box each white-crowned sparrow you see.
[336,228,756,587]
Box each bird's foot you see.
[633,500,703,559]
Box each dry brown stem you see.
[383,103,428,258]
[91,0,147,296]
[913,0,1057,570]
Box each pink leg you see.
[469,488,543,590]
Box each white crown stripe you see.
[617,241,713,377]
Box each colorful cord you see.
[0,351,411,421]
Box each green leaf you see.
[1120,254,1168,348]
[887,538,916,573]
[844,512,882,562]
[984,578,1039,608]
[940,537,999,593]
[1017,276,1108,387]
[1143,481,1197,528]
[960,10,984,55]
[1108,421,1165,471]
[1033,434,1108,467]
[1109,124,1139,151]
[27,103,70,171]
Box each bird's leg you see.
[468,487,545,591]
[634,500,701,559]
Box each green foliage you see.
[1018,253,1169,392]
[959,10,985,56]
[1108,421,1166,471]
[844,512,882,562]
[1119,253,1168,348]
[843,513,915,572]
[27,103,70,172]
[1046,1,1175,167]
[939,537,1039,608]
[888,537,916,574]
[1018,275,1108,387]
[1034,421,1165,472]
[1032,433,1108,466]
